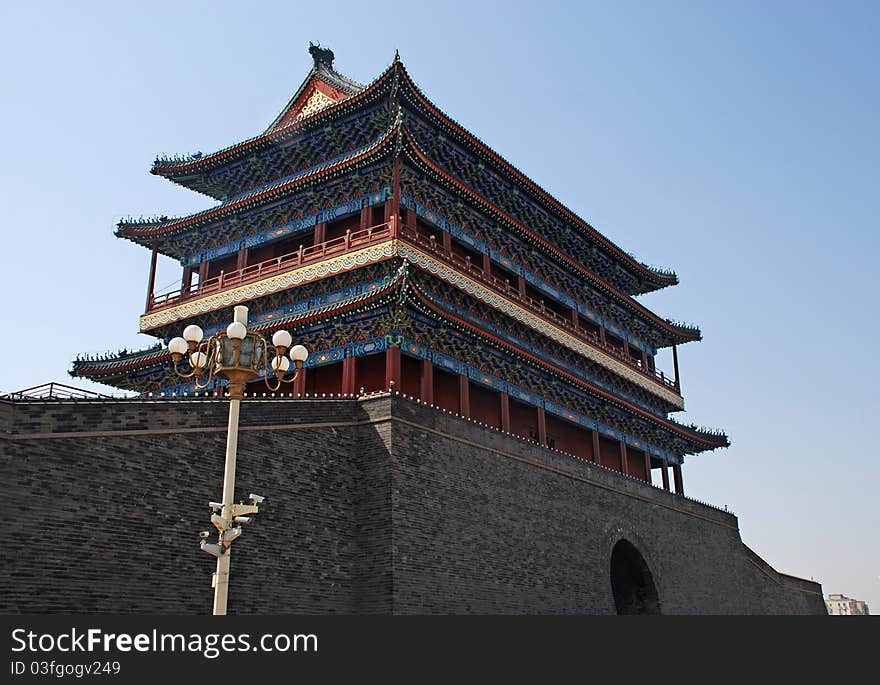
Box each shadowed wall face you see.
[0,396,825,615]
[0,397,392,614]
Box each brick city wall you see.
[0,395,825,614]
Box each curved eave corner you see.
[668,321,703,345]
[685,428,730,454]
[70,344,169,380]
[635,266,679,294]
[114,217,178,250]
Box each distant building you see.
[826,594,870,615]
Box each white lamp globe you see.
[271,356,290,372]
[272,330,293,349]
[289,345,309,363]
[190,351,208,368]
[226,321,247,340]
[168,337,188,355]
[183,325,203,343]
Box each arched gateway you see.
[610,539,661,614]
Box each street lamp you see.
[168,305,308,615]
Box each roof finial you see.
[393,48,400,63]
[308,41,334,69]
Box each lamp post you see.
[168,305,308,615]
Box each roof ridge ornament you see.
[308,41,334,69]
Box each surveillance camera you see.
[208,501,222,511]
[199,531,211,539]
[222,527,242,545]
[248,493,265,505]
[200,540,223,558]
[233,516,252,525]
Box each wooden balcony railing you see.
[149,222,393,311]
[399,225,680,394]
[148,218,678,395]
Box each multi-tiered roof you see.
[73,45,727,473]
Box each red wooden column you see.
[385,347,401,391]
[661,459,670,491]
[641,350,649,369]
[500,392,511,432]
[145,243,158,312]
[599,326,607,345]
[405,207,417,232]
[517,275,526,298]
[570,308,579,327]
[536,407,547,446]
[293,368,307,396]
[481,253,492,275]
[420,359,434,404]
[385,204,399,238]
[360,204,371,230]
[619,441,629,476]
[673,464,684,496]
[442,231,452,255]
[591,428,600,464]
[342,356,357,396]
[458,375,470,418]
[672,344,681,391]
[181,266,193,298]
[236,247,248,271]
[198,261,209,287]
[390,157,401,238]
[313,222,326,246]
[644,452,652,484]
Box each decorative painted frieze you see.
[139,241,398,331]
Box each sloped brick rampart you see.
[0,395,824,614]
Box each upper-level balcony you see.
[145,219,679,396]
[398,225,680,394]
[149,222,393,311]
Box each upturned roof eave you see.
[394,63,679,292]
[116,116,403,254]
[117,121,701,346]
[398,127,700,347]
[149,56,677,294]
[71,265,409,380]
[149,62,393,185]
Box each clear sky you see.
[1,1,877,612]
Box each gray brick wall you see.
[0,395,824,614]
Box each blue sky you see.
[1,1,877,612]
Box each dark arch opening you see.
[610,539,661,615]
